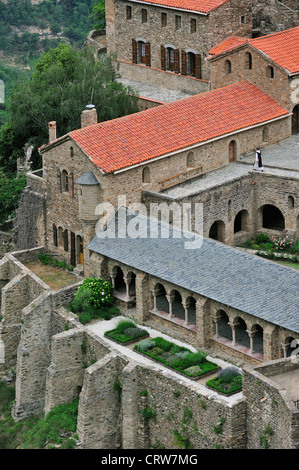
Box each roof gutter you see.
[113,113,291,174]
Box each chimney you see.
[81,104,98,128]
[48,121,57,143]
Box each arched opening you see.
[128,272,136,299]
[229,140,237,162]
[234,209,249,233]
[142,166,150,183]
[218,310,232,341]
[252,324,264,355]
[262,204,285,231]
[292,105,299,135]
[186,296,196,325]
[155,283,169,314]
[114,266,126,295]
[235,317,250,349]
[76,235,84,265]
[209,220,225,242]
[224,59,232,74]
[187,52,196,76]
[186,151,195,168]
[61,170,69,192]
[171,290,185,321]
[288,195,295,209]
[245,51,252,70]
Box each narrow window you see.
[241,15,245,24]
[245,51,252,70]
[142,166,150,183]
[187,151,194,168]
[224,59,232,74]
[141,8,147,23]
[126,5,132,19]
[266,65,274,78]
[62,169,69,192]
[262,126,269,142]
[190,18,196,33]
[70,146,74,158]
[175,15,181,30]
[161,12,167,27]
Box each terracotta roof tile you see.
[209,26,299,74]
[69,81,289,174]
[126,0,229,13]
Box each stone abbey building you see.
[1,0,299,450]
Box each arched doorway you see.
[218,310,232,341]
[235,318,250,349]
[262,205,285,231]
[229,140,236,163]
[171,290,185,321]
[209,220,225,242]
[114,266,126,295]
[155,283,169,313]
[292,105,299,135]
[234,210,249,233]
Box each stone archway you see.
[262,204,285,231]
[209,220,226,242]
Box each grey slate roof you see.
[88,206,299,333]
[77,171,100,185]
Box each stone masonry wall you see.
[243,358,299,449]
[107,0,251,81]
[210,44,294,112]
[253,0,299,35]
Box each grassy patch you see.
[105,319,149,343]
[25,260,76,291]
[0,380,78,449]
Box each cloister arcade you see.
[99,258,299,365]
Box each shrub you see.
[75,278,114,309]
[256,233,271,244]
[114,319,137,333]
[217,367,241,384]
[122,327,147,339]
[137,339,154,352]
[152,337,173,351]
[184,365,203,377]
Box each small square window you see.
[161,12,167,27]
[190,18,196,33]
[141,8,147,23]
[126,5,132,20]
[175,15,181,30]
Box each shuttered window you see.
[64,229,69,252]
[53,224,58,247]
[181,50,187,75]
[145,42,151,67]
[132,39,137,63]
[56,167,61,192]
[161,45,166,70]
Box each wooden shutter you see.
[64,229,69,252]
[195,54,201,79]
[68,172,74,198]
[161,45,166,70]
[53,224,58,247]
[181,50,187,75]
[70,231,76,266]
[174,49,180,74]
[132,39,137,64]
[56,167,61,192]
[145,42,151,67]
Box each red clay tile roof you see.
[69,81,289,174]
[208,36,248,56]
[126,0,229,14]
[209,26,299,74]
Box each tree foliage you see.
[0,43,139,172]
[0,170,26,225]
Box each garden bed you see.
[133,337,220,381]
[104,319,149,345]
[205,368,242,396]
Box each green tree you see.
[92,0,106,30]
[0,170,26,225]
[0,43,139,172]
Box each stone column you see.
[247,330,256,354]
[182,299,190,326]
[166,293,174,318]
[135,273,150,323]
[124,274,132,301]
[212,312,222,338]
[230,321,238,346]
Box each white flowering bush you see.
[76,278,114,309]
